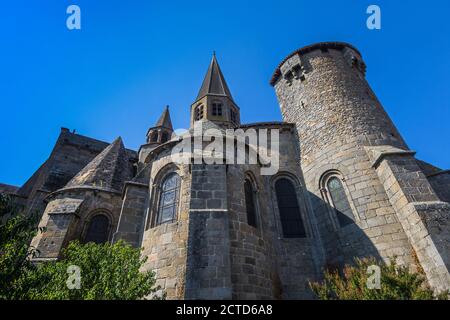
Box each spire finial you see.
[213,50,216,57]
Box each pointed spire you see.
[155,105,173,130]
[196,54,234,101]
[65,137,130,191]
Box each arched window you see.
[244,178,257,228]
[194,105,204,121]
[161,131,169,143]
[150,131,158,142]
[230,109,237,123]
[275,178,306,238]
[326,176,355,227]
[84,214,110,244]
[212,102,222,116]
[156,172,181,225]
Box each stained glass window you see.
[157,173,181,225]
[327,177,355,227]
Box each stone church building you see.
[2,42,450,299]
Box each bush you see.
[0,194,38,299]
[16,240,160,300]
[0,193,161,300]
[310,257,448,300]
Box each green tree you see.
[0,193,161,300]
[310,257,448,300]
[17,240,161,300]
[0,194,38,299]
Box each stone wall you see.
[185,163,232,299]
[31,188,123,260]
[226,164,274,299]
[273,44,415,268]
[366,146,450,291]
[140,152,190,299]
[225,127,322,299]
[113,182,149,247]
[428,171,450,203]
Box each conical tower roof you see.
[196,53,234,101]
[65,137,130,192]
[155,105,173,129]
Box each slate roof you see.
[196,54,234,101]
[155,105,173,129]
[64,137,132,192]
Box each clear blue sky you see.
[1,0,449,186]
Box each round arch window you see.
[84,214,110,244]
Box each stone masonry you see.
[3,41,450,299]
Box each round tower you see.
[271,42,407,165]
[271,42,414,267]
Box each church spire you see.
[196,54,234,102]
[146,106,174,144]
[191,53,240,127]
[155,105,173,130]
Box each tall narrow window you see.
[84,214,110,244]
[230,109,237,123]
[327,177,355,227]
[161,132,169,143]
[156,173,181,225]
[150,131,158,142]
[275,178,306,238]
[212,103,222,116]
[244,178,257,228]
[194,105,204,121]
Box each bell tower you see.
[190,53,240,127]
[146,105,173,145]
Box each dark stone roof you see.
[416,159,443,176]
[0,183,19,195]
[65,137,133,192]
[196,54,234,101]
[154,105,173,130]
[270,42,361,86]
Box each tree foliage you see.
[16,240,160,300]
[0,193,161,300]
[310,257,448,300]
[0,194,38,299]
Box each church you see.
[2,42,450,299]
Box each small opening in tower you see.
[320,47,329,53]
[194,104,204,121]
[230,109,237,123]
[150,131,158,142]
[161,132,169,143]
[212,103,222,116]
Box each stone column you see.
[366,146,450,292]
[113,181,149,247]
[184,163,232,299]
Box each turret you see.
[146,105,173,145]
[139,106,174,163]
[271,42,415,271]
[190,53,240,127]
